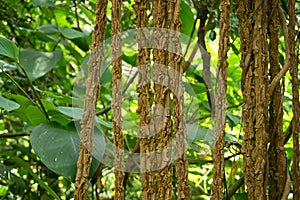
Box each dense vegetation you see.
[0,0,299,199]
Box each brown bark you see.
[152,0,173,199]
[74,0,107,199]
[133,0,155,199]
[211,0,231,199]
[288,0,300,199]
[166,0,190,199]
[267,1,288,199]
[237,0,269,199]
[152,1,173,199]
[112,0,125,199]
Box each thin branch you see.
[0,132,30,138]
[269,5,291,96]
[0,67,37,106]
[73,0,81,30]
[183,17,199,58]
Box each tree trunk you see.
[211,0,231,199]
[74,0,107,199]
[112,0,125,199]
[267,1,288,199]
[133,0,156,199]
[237,0,269,199]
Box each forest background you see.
[0,0,300,199]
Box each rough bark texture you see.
[167,0,190,199]
[133,1,155,199]
[74,0,107,199]
[237,0,269,199]
[267,1,287,199]
[152,1,173,199]
[211,0,231,199]
[288,0,300,199]
[112,0,125,199]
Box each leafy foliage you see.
[0,0,298,199]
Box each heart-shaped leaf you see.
[19,49,62,81]
[30,122,106,182]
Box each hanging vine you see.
[267,0,288,199]
[165,0,190,199]
[152,0,173,199]
[112,0,125,199]
[74,0,108,199]
[237,0,269,199]
[133,0,155,199]
[211,0,231,199]
[288,0,300,199]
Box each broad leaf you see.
[0,95,20,112]
[0,37,18,61]
[187,124,237,145]
[180,1,195,38]
[19,49,62,80]
[25,105,47,126]
[59,27,87,39]
[30,122,106,182]
[57,106,112,128]
[4,94,46,126]
[38,24,59,34]
[186,124,214,143]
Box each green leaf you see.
[278,52,284,66]
[47,110,72,127]
[25,105,48,126]
[234,193,248,200]
[57,106,112,128]
[180,1,195,37]
[38,24,59,34]
[57,106,84,119]
[122,53,137,66]
[227,112,240,129]
[4,94,35,124]
[58,27,87,39]
[100,67,112,85]
[19,49,62,80]
[71,37,90,51]
[0,37,19,61]
[32,0,55,7]
[0,95,20,112]
[186,124,214,143]
[230,43,240,55]
[30,122,105,182]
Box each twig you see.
[224,176,245,199]
[0,67,37,107]
[269,6,291,96]
[73,0,81,30]
[0,132,30,138]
